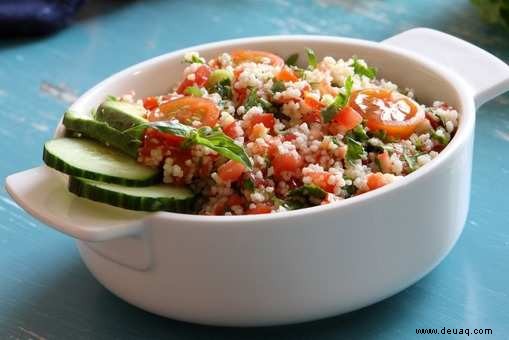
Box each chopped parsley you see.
[350,124,369,142]
[321,76,354,123]
[211,78,232,100]
[352,57,377,79]
[305,48,317,69]
[345,135,364,164]
[243,178,255,191]
[184,86,203,97]
[271,79,286,93]
[245,88,274,112]
[285,53,299,66]
[185,55,204,64]
[284,184,327,209]
[431,129,450,144]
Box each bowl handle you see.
[383,27,509,108]
[4,166,147,242]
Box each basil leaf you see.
[352,57,377,79]
[321,76,354,123]
[127,121,252,169]
[184,86,203,97]
[193,127,252,169]
[271,79,286,93]
[305,48,317,69]
[345,135,364,164]
[285,53,299,66]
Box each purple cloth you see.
[0,0,85,37]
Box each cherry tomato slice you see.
[231,50,284,67]
[150,96,219,127]
[349,89,424,139]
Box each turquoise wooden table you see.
[1,1,508,339]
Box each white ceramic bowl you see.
[6,28,509,326]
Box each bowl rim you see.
[65,34,476,223]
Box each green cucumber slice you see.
[43,138,159,186]
[95,98,148,132]
[63,110,141,158]
[68,177,195,212]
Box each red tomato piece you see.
[143,96,159,110]
[307,172,336,193]
[275,67,299,82]
[176,65,211,94]
[247,203,273,215]
[218,160,245,182]
[245,113,275,134]
[272,153,303,178]
[366,173,387,191]
[328,106,363,134]
[223,121,240,138]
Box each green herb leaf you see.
[243,178,255,191]
[321,76,354,123]
[352,57,377,79]
[285,53,299,66]
[244,88,273,112]
[403,152,417,173]
[185,55,204,64]
[350,124,369,142]
[184,86,203,97]
[126,121,252,169]
[305,48,317,69]
[283,184,327,210]
[345,135,364,164]
[288,184,327,200]
[431,129,450,145]
[212,78,233,100]
[271,79,286,93]
[193,127,252,169]
[123,120,193,140]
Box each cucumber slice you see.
[68,177,195,212]
[43,138,159,186]
[95,98,148,132]
[63,110,141,158]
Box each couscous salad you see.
[43,49,459,215]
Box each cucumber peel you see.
[68,177,195,212]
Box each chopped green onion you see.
[305,48,317,69]
[184,86,203,97]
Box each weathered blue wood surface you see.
[1,0,508,339]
